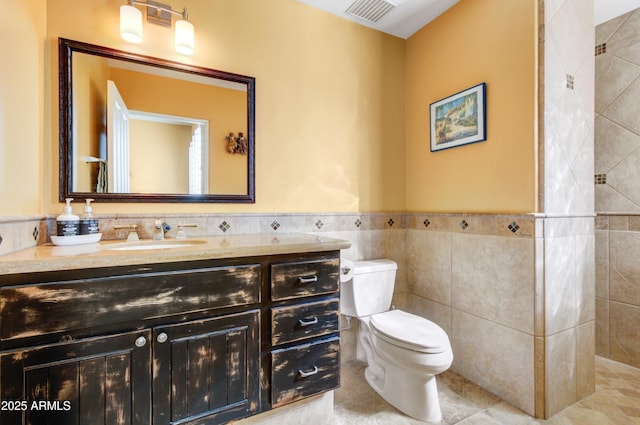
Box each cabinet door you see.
[0,330,152,425]
[153,310,260,425]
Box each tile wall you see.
[0,213,402,262]
[0,209,596,419]
[594,8,640,371]
[540,216,596,416]
[595,215,640,369]
[399,213,538,416]
[395,214,594,419]
[595,9,640,212]
[543,0,596,418]
[0,216,48,257]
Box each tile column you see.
[537,0,596,417]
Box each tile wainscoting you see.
[0,212,405,252]
[397,214,595,418]
[400,214,538,417]
[0,215,49,257]
[0,211,596,419]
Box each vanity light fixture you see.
[120,0,195,55]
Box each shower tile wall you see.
[595,7,640,370]
[595,215,640,369]
[595,9,640,212]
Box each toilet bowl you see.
[340,259,453,423]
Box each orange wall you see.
[45,0,406,214]
[405,0,537,213]
[0,0,46,215]
[4,0,537,216]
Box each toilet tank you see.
[340,259,397,317]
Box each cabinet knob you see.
[134,336,147,348]
[297,366,319,378]
[157,332,168,343]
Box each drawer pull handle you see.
[298,366,319,378]
[157,332,168,343]
[297,275,318,284]
[134,336,147,348]
[298,317,319,327]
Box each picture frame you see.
[430,82,486,152]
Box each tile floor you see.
[333,356,640,424]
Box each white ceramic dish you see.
[51,233,102,246]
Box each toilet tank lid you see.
[353,259,397,274]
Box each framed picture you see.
[430,82,486,152]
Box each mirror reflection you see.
[59,38,255,203]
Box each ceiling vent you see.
[345,0,398,23]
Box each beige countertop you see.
[0,234,350,275]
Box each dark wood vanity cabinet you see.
[267,257,341,408]
[0,250,341,425]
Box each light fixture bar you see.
[129,0,188,21]
[137,0,187,27]
[120,0,194,55]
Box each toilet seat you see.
[370,310,450,354]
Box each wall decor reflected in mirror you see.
[59,38,255,203]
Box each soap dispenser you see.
[57,198,80,237]
[80,198,100,235]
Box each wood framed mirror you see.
[59,38,255,203]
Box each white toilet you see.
[340,259,453,423]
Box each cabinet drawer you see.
[0,264,260,341]
[270,258,339,301]
[271,336,340,407]
[271,298,339,346]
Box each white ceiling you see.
[296,0,459,39]
[297,0,640,39]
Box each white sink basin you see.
[105,239,207,251]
